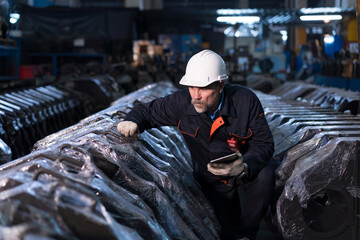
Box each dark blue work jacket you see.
[126,84,274,185]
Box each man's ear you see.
[219,81,225,93]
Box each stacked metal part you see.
[1,80,359,239]
[270,81,360,115]
[261,82,360,240]
[0,82,220,239]
[0,73,127,163]
[0,86,87,163]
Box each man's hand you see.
[117,121,140,137]
[207,152,245,177]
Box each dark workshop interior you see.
[0,0,359,239]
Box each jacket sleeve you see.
[243,93,274,179]
[125,90,184,132]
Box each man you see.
[117,50,275,240]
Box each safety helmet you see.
[179,49,228,87]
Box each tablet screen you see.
[210,153,238,163]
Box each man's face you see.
[189,82,224,114]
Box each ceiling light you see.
[217,16,260,24]
[280,30,288,41]
[324,35,335,44]
[300,7,343,14]
[267,15,292,24]
[300,15,342,21]
[224,26,233,35]
[223,25,258,37]
[216,9,259,15]
[9,12,20,24]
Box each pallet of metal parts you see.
[276,137,360,240]
[0,82,221,239]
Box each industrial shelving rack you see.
[0,39,20,81]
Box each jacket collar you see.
[185,84,237,118]
[219,86,237,118]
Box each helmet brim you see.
[179,75,228,87]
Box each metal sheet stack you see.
[0,86,87,162]
[260,82,360,240]
[0,82,220,239]
[0,74,126,163]
[0,80,359,239]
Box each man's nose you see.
[192,88,201,99]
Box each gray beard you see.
[191,99,217,114]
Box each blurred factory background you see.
[0,0,359,239]
[0,0,358,90]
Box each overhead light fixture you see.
[300,15,342,21]
[224,27,233,35]
[9,13,20,24]
[223,25,258,37]
[280,30,288,42]
[217,16,260,24]
[300,7,343,14]
[216,9,259,15]
[267,15,292,24]
[324,35,335,44]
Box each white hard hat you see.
[179,49,228,87]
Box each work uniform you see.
[126,84,275,240]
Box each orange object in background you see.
[295,27,307,55]
[348,18,358,42]
[19,65,51,80]
[19,65,36,79]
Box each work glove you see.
[117,121,140,137]
[207,152,246,177]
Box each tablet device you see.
[210,152,238,163]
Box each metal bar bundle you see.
[0,80,359,239]
[257,82,360,240]
[0,85,86,162]
[0,82,220,240]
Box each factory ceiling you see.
[12,0,357,40]
[77,0,284,9]
[162,0,284,9]
[11,0,356,26]
[140,6,356,27]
